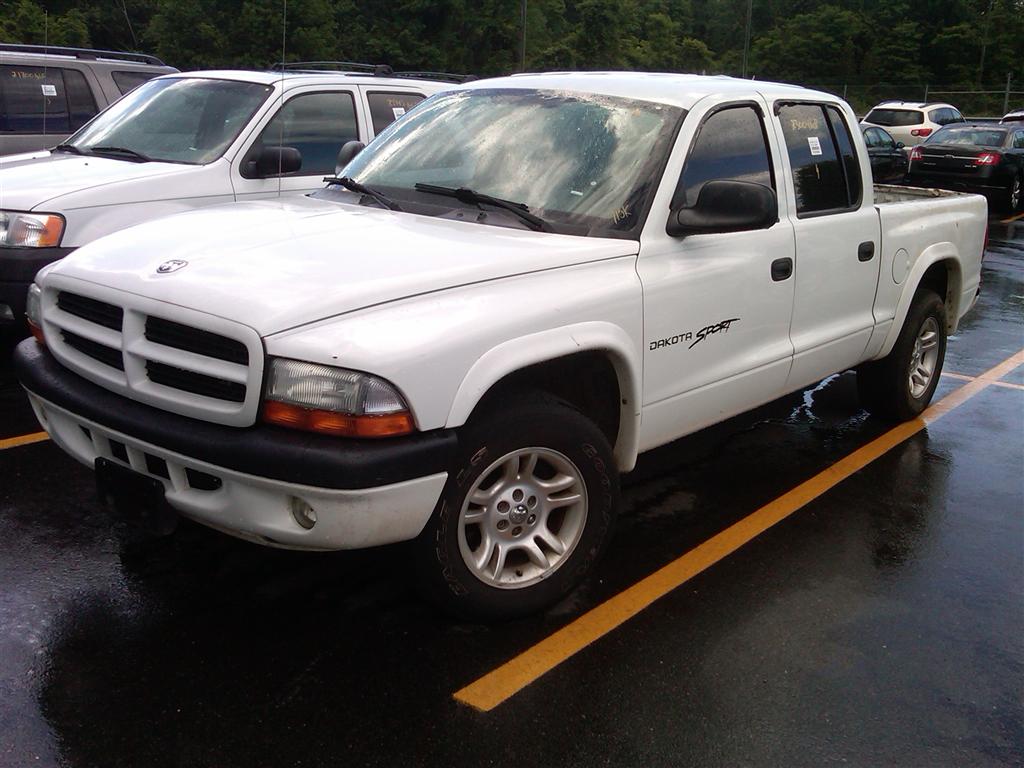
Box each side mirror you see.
[667,180,777,237]
[251,146,302,178]
[335,140,365,176]
[896,141,905,149]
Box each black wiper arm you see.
[324,176,403,212]
[89,146,153,163]
[413,183,552,232]
[52,143,89,156]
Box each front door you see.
[637,98,797,451]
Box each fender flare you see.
[445,321,642,472]
[876,242,962,359]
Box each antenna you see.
[278,0,287,198]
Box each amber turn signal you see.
[27,318,45,346]
[261,400,415,438]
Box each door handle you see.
[858,241,875,262]
[771,257,793,281]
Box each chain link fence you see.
[809,82,1022,119]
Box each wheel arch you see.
[445,322,642,472]
[878,245,962,359]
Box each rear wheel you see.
[1008,174,1022,213]
[415,392,619,620]
[857,289,947,421]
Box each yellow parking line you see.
[1000,212,1024,224]
[454,347,1024,712]
[0,431,50,451]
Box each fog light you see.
[290,496,317,530]
[0,303,13,321]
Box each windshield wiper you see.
[324,176,403,212]
[52,143,90,156]
[89,146,154,163]
[413,183,552,232]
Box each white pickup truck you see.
[0,66,450,328]
[15,73,987,619]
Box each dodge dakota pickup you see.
[14,73,987,618]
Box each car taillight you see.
[911,128,933,137]
[909,147,924,162]
[975,152,1001,165]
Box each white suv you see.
[0,65,455,327]
[861,101,965,146]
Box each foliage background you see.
[2,0,1021,113]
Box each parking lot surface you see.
[1,215,1021,767]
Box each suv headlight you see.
[0,211,65,248]
[262,358,415,438]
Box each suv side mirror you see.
[897,141,905,149]
[667,180,777,237]
[335,140,365,176]
[251,146,302,178]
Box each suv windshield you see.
[335,88,684,237]
[927,126,1007,147]
[63,77,272,164]
[865,108,923,127]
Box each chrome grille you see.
[42,282,263,427]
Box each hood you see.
[0,151,190,211]
[46,197,637,336]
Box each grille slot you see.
[145,316,249,365]
[146,360,246,403]
[62,330,124,370]
[57,291,123,331]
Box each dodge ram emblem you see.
[156,259,188,274]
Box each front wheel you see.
[857,289,947,421]
[415,393,619,620]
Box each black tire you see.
[857,289,947,421]
[1007,174,1022,214]
[414,391,619,620]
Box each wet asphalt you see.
[0,217,1021,768]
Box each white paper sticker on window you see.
[391,107,406,120]
[41,84,57,97]
[807,136,823,156]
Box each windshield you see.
[927,126,1007,147]
[64,77,272,164]
[865,109,922,127]
[337,88,684,237]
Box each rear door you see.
[0,63,99,155]
[773,101,881,390]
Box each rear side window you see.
[865,108,922,127]
[673,104,774,209]
[0,65,96,134]
[366,91,426,135]
[1014,131,1024,149]
[250,91,359,176]
[113,71,158,95]
[778,103,861,216]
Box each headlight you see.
[262,358,414,438]
[0,211,65,247]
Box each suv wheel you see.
[415,392,619,620]
[857,289,947,421]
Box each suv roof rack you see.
[0,43,166,66]
[393,71,476,84]
[271,61,396,76]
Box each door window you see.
[673,104,774,209]
[366,91,425,135]
[1013,131,1024,149]
[0,65,97,134]
[779,103,861,216]
[877,130,896,149]
[247,91,359,177]
[864,128,880,148]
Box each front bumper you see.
[15,340,456,550]
[0,246,74,326]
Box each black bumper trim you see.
[0,246,75,324]
[14,339,458,490]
